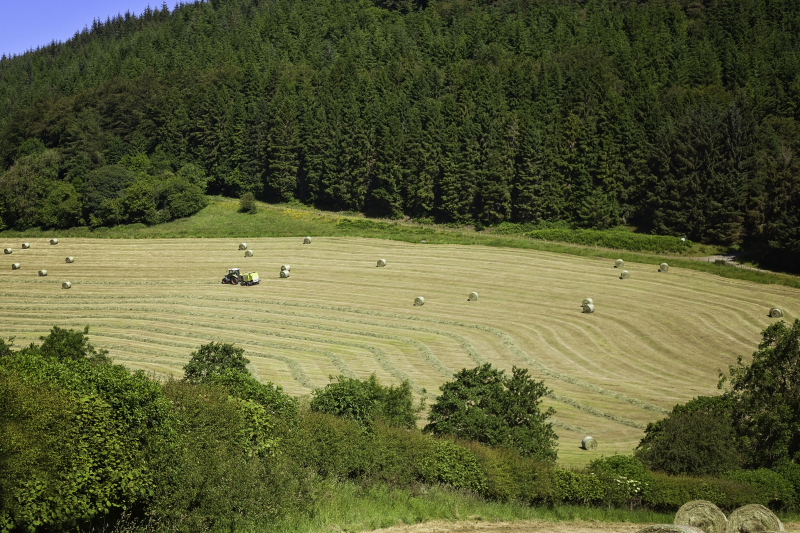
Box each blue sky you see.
[1,1,170,57]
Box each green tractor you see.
[221,268,242,284]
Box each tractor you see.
[221,268,242,284]
[240,272,260,286]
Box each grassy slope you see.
[2,197,798,290]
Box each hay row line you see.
[548,419,591,434]
[4,314,641,425]
[547,392,646,430]
[1,292,667,414]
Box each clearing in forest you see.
[1,236,795,466]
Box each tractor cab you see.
[221,268,242,284]
[241,272,260,286]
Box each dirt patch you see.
[368,520,800,533]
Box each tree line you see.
[0,0,798,267]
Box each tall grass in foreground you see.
[2,197,798,289]
[272,481,676,533]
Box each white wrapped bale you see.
[65,257,74,263]
[280,270,290,278]
[615,259,624,268]
[239,243,248,250]
[38,270,47,276]
[376,259,386,267]
[620,270,630,279]
[581,436,597,450]
[244,250,254,257]
[303,236,312,244]
[50,238,58,245]
[414,296,425,306]
[468,292,478,301]
[770,307,783,318]
[281,265,290,272]
[62,281,71,289]
[21,243,30,249]
[659,262,669,272]
[582,298,593,306]
[674,500,727,533]
[726,504,784,533]
[582,303,595,313]
[11,263,20,270]
[3,248,11,254]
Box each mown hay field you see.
[1,237,796,466]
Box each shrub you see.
[21,325,111,364]
[203,369,297,421]
[287,410,371,479]
[239,191,257,214]
[183,342,251,383]
[425,364,557,462]
[0,372,150,532]
[774,462,800,511]
[551,469,606,505]
[417,438,487,493]
[723,468,796,510]
[644,472,761,511]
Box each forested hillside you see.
[1,0,799,265]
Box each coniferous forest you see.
[0,0,799,267]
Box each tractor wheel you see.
[222,278,229,284]
[232,279,239,285]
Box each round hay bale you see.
[11,263,20,270]
[239,243,248,250]
[615,259,624,268]
[769,307,783,318]
[3,248,11,254]
[420,239,427,243]
[50,238,58,245]
[62,281,71,289]
[281,265,291,272]
[620,270,630,280]
[21,243,30,249]
[303,236,312,244]
[65,256,74,263]
[582,303,595,314]
[377,258,386,267]
[582,298,594,306]
[468,292,478,301]
[726,504,784,533]
[581,436,597,450]
[660,262,670,272]
[38,270,47,276]
[675,500,727,533]
[280,270,290,278]
[244,250,254,257]
[414,296,425,306]
[637,526,705,533]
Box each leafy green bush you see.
[418,439,486,493]
[0,373,150,532]
[183,341,251,383]
[551,470,606,505]
[425,364,557,462]
[458,441,554,502]
[723,469,796,510]
[774,462,800,511]
[310,374,421,431]
[239,191,258,213]
[643,472,761,511]
[288,410,371,479]
[492,224,692,253]
[202,369,297,421]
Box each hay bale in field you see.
[660,262,669,272]
[62,281,71,289]
[65,256,74,263]
[303,236,312,244]
[239,243,247,250]
[21,243,30,249]
[468,292,478,301]
[615,259,624,268]
[3,248,11,254]
[581,436,597,450]
[620,270,630,280]
[582,298,593,306]
[726,504,784,533]
[582,302,595,313]
[281,265,290,272]
[377,258,386,267]
[675,500,727,533]
[50,238,58,245]
[769,307,783,318]
[280,270,290,278]
[637,526,704,533]
[414,296,425,306]
[420,239,427,243]
[11,263,20,270]
[244,250,254,257]
[38,270,47,276]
